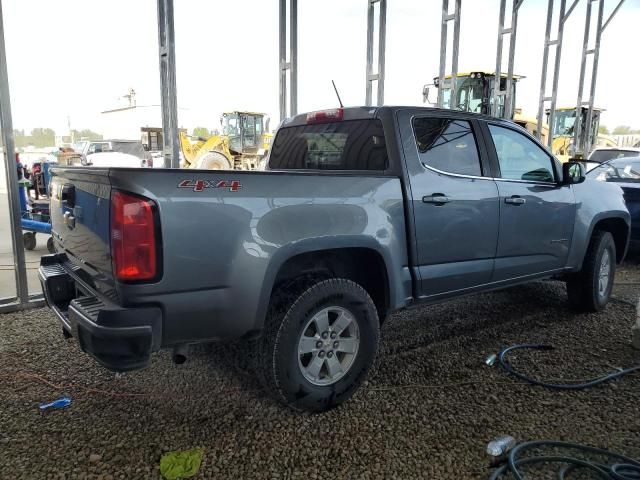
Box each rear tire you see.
[567,230,616,312]
[258,278,379,412]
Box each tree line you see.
[13,128,103,148]
[599,125,640,135]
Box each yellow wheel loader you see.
[423,71,549,145]
[545,106,616,162]
[180,111,273,170]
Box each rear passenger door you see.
[398,113,500,298]
[483,123,576,280]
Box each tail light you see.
[111,191,158,281]
[306,108,343,124]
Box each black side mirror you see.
[561,161,586,185]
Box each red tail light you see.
[111,191,157,281]
[306,108,343,124]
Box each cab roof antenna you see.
[332,80,344,108]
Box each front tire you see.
[258,279,379,412]
[567,230,616,312]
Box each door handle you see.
[423,194,450,205]
[505,195,526,205]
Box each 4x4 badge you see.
[178,179,242,192]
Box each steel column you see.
[573,0,624,157]
[437,0,461,109]
[365,0,387,107]
[493,0,524,118]
[536,0,579,147]
[0,0,29,305]
[279,0,298,121]
[157,0,180,168]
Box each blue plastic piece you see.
[21,218,51,234]
[39,396,72,412]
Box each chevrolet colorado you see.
[40,106,630,412]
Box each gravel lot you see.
[1,262,639,479]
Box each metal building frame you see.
[365,0,387,107]
[157,0,180,168]
[437,0,461,109]
[492,0,524,118]
[536,0,580,147]
[572,0,625,157]
[279,0,298,121]
[0,0,40,312]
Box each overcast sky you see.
[2,0,640,134]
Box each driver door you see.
[485,122,576,281]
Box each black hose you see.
[497,344,640,390]
[489,440,640,479]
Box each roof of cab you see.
[282,105,515,127]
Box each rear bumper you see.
[39,254,162,372]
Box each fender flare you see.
[252,236,397,329]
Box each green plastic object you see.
[159,448,204,480]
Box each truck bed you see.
[44,166,410,369]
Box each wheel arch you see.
[255,239,396,329]
[585,214,630,265]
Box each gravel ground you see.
[1,263,639,479]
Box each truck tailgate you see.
[49,167,115,297]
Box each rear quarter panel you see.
[109,169,409,345]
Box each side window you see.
[412,118,482,177]
[488,124,556,183]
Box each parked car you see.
[588,147,640,164]
[73,139,151,168]
[587,156,640,250]
[40,106,629,412]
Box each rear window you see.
[268,119,388,170]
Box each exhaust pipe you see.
[172,344,189,365]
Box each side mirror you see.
[561,161,586,185]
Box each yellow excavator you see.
[545,106,617,162]
[180,111,273,170]
[424,71,549,144]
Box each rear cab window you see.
[268,119,388,171]
[412,117,483,176]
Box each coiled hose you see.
[498,344,640,390]
[489,440,640,479]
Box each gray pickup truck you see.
[40,106,630,412]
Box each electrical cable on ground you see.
[496,344,640,390]
[488,440,640,480]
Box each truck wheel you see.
[23,232,36,251]
[259,278,379,412]
[567,230,616,312]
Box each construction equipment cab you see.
[424,71,549,144]
[179,111,272,170]
[546,106,616,162]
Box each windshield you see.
[73,141,89,153]
[589,149,640,163]
[551,110,576,137]
[222,114,240,137]
[440,75,513,117]
[586,157,640,182]
[110,141,145,159]
[441,76,486,114]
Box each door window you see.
[412,118,482,176]
[489,125,556,183]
